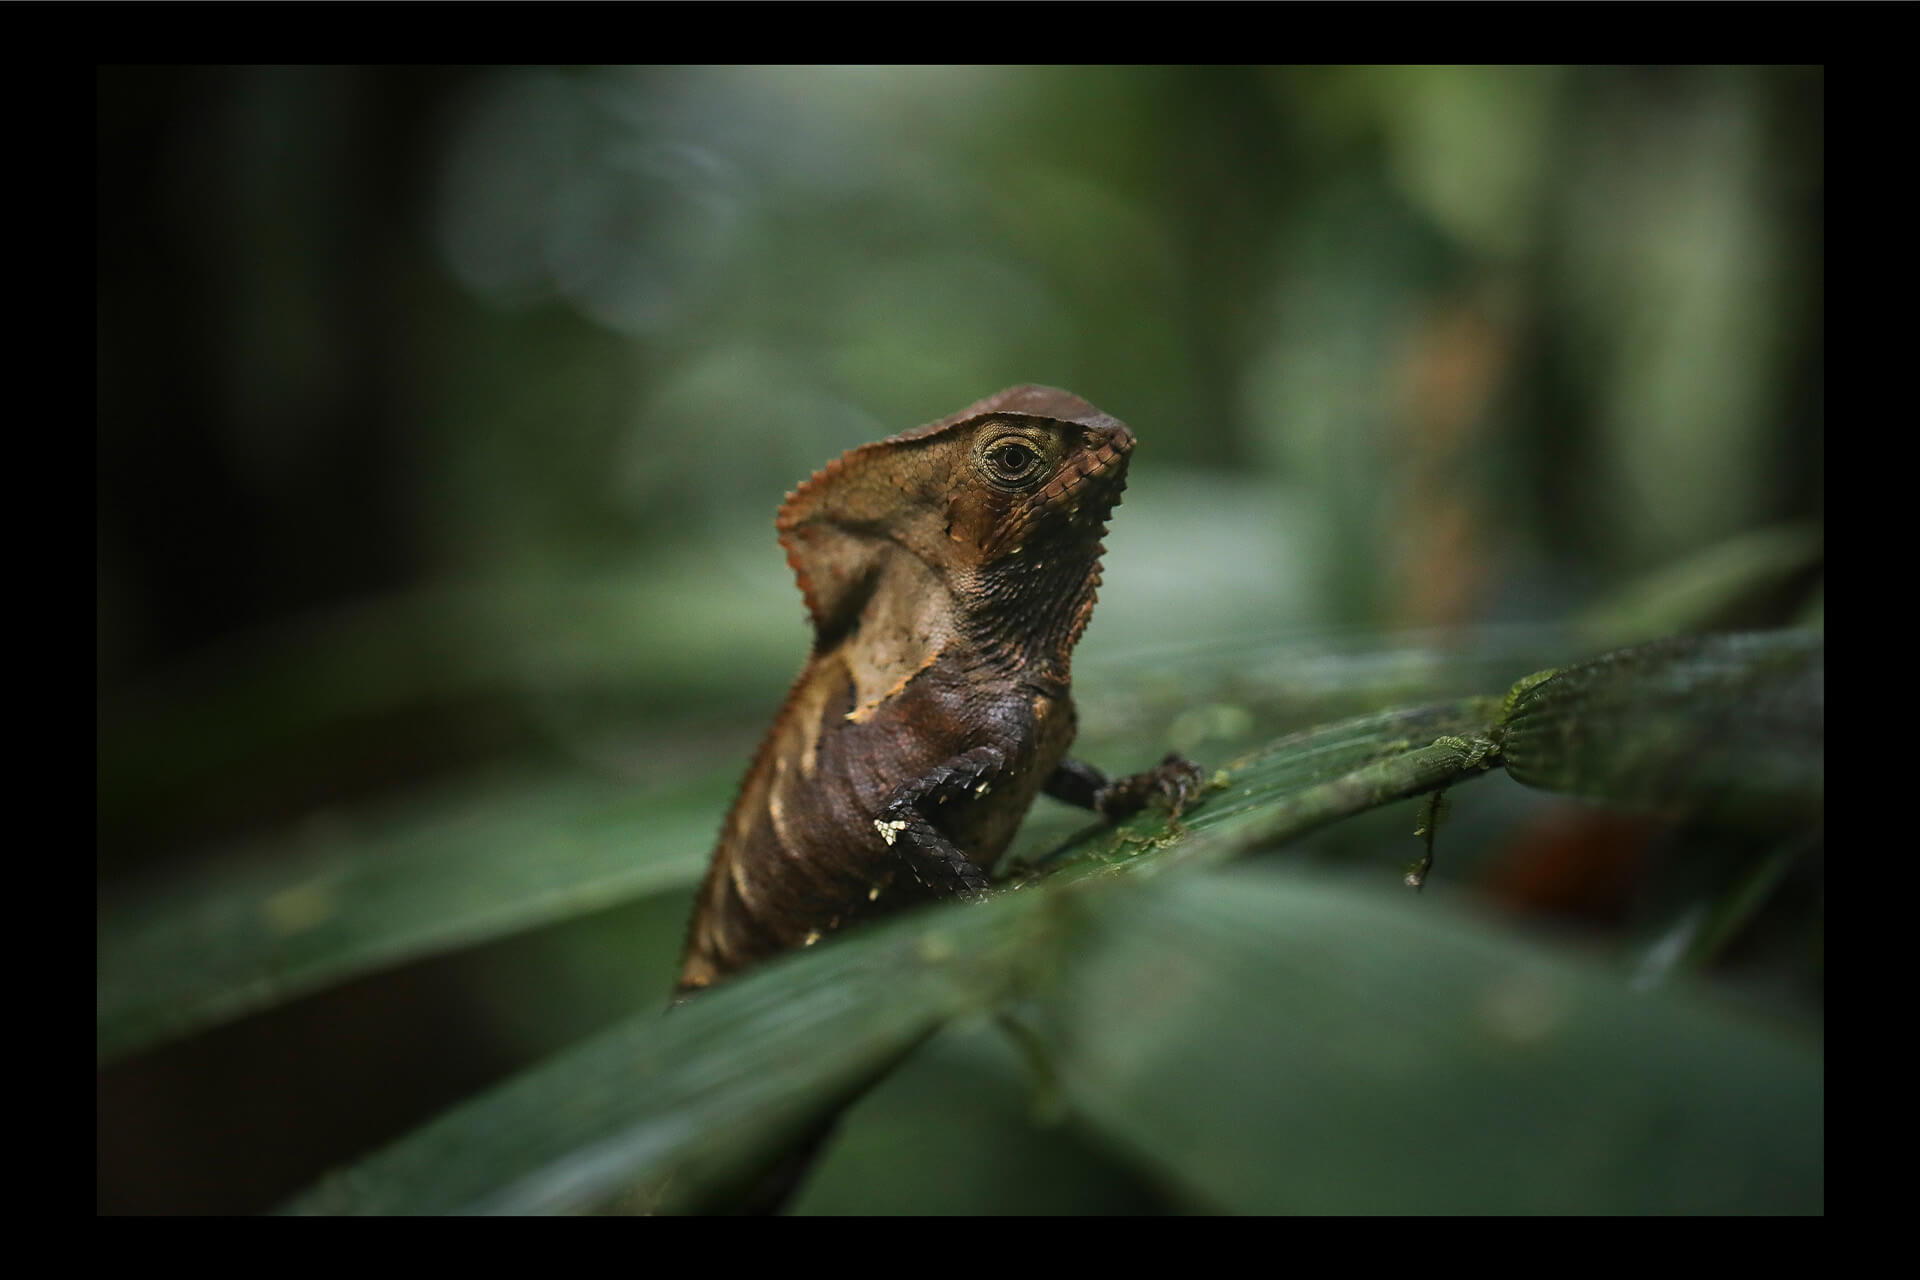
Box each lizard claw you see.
[1152,752,1207,820]
[1096,753,1208,822]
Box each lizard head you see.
[939,387,1134,562]
[777,386,1135,662]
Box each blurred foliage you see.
[97,66,1820,1214]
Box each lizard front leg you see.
[873,745,1006,899]
[1046,753,1207,821]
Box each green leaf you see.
[285,858,1820,1214]
[96,770,719,1066]
[282,884,1061,1214]
[98,631,1821,1074]
[1031,868,1822,1214]
[275,702,1505,1212]
[1029,697,1505,887]
[105,629,1825,1215]
[277,690,1817,1215]
[94,669,1514,1067]
[1498,631,1823,827]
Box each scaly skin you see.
[678,386,1201,994]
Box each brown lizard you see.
[678,385,1201,995]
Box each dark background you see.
[98,65,1822,1213]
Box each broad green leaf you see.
[1026,697,1504,887]
[97,770,721,1066]
[1499,631,1823,827]
[274,701,1550,1214]
[1029,868,1821,1214]
[787,1016,1168,1215]
[97,631,1820,1072]
[282,883,1060,1214]
[95,667,1515,1066]
[285,858,1821,1214]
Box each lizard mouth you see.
[1044,426,1132,505]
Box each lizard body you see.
[678,385,1197,993]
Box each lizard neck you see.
[956,541,1107,692]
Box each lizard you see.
[677,384,1202,995]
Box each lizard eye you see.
[984,440,1041,485]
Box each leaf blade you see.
[1034,869,1822,1214]
[97,770,718,1065]
[1499,631,1823,827]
